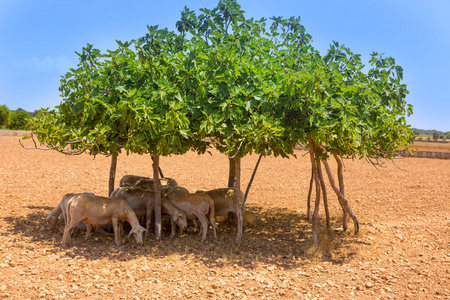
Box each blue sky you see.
[1,0,449,131]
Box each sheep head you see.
[129,225,147,245]
[173,211,187,231]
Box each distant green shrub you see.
[9,110,30,130]
[0,105,10,127]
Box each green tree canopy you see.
[26,0,415,245]
[10,110,30,130]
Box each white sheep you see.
[61,193,146,246]
[167,193,217,242]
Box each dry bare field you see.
[0,135,449,299]
[409,141,450,153]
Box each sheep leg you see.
[84,222,92,240]
[118,222,124,240]
[195,219,203,237]
[209,215,217,241]
[195,214,209,243]
[170,220,177,239]
[112,219,123,246]
[191,219,201,234]
[211,220,217,241]
[192,219,199,231]
[62,219,79,247]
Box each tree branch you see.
[19,133,85,155]
[229,141,244,159]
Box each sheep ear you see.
[128,228,134,236]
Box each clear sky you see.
[1,0,449,131]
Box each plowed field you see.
[0,134,449,299]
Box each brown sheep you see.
[46,192,111,236]
[167,193,217,242]
[62,194,146,246]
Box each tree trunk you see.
[334,154,348,231]
[307,167,314,220]
[151,155,164,178]
[234,157,243,244]
[308,137,321,246]
[109,154,118,197]
[152,154,162,240]
[322,160,360,235]
[242,153,262,210]
[317,159,331,235]
[228,157,236,188]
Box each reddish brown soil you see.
[0,135,449,299]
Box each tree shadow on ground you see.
[1,204,367,270]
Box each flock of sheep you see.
[46,175,243,246]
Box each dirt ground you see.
[0,134,449,299]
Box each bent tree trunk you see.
[152,154,162,240]
[307,167,314,220]
[322,160,360,235]
[316,158,331,235]
[308,137,321,246]
[109,154,118,197]
[334,154,348,231]
[234,157,243,244]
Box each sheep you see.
[167,193,217,242]
[61,193,146,247]
[195,188,244,242]
[119,174,178,188]
[46,193,111,236]
[111,186,187,238]
[196,187,243,219]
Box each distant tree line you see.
[0,105,41,130]
[412,128,449,141]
